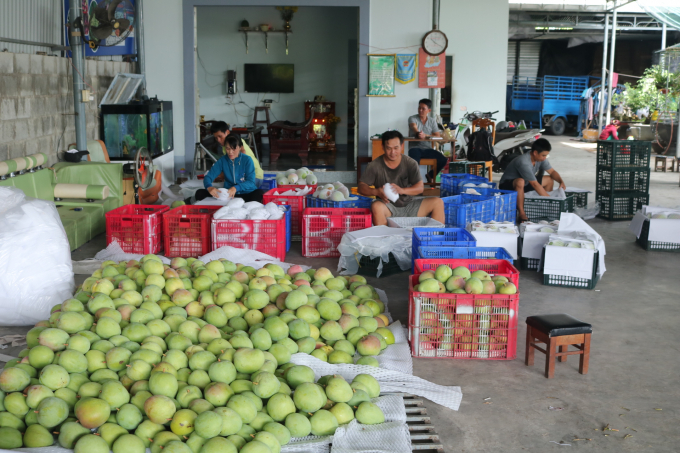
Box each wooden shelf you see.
[239,29,292,54]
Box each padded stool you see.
[525,314,592,379]
[654,155,677,172]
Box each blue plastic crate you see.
[440,173,488,197]
[411,227,477,268]
[476,188,518,222]
[305,195,374,209]
[260,176,277,192]
[417,246,514,264]
[442,194,495,228]
[281,205,291,252]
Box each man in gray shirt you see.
[408,99,448,183]
[499,138,566,221]
[359,130,445,225]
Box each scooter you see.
[493,129,544,171]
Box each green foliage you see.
[612,65,679,114]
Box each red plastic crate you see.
[105,205,168,254]
[275,184,318,192]
[163,205,221,258]
[211,217,286,261]
[263,189,310,236]
[302,208,372,258]
[408,275,518,360]
[413,258,520,288]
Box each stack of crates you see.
[595,140,651,220]
[411,227,476,268]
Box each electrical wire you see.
[67,56,94,91]
[196,48,225,88]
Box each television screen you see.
[244,64,294,93]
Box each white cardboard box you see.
[470,231,519,259]
[521,231,552,259]
[543,244,596,280]
[630,211,680,244]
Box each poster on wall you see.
[418,48,445,89]
[64,0,136,57]
[367,54,396,97]
[396,54,417,84]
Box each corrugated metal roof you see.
[0,0,63,54]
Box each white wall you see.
[196,6,357,144]
[368,0,509,136]
[441,0,509,122]
[143,0,185,164]
[367,0,431,137]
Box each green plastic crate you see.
[524,195,575,222]
[565,191,588,209]
[541,248,600,290]
[596,191,648,221]
[596,140,651,168]
[596,167,650,194]
[447,161,487,179]
[636,218,680,252]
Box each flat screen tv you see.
[244,64,294,93]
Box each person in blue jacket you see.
[195,134,264,203]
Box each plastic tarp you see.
[0,187,74,326]
[638,0,680,30]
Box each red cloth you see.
[599,124,619,140]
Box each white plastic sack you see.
[0,187,74,326]
[383,183,399,203]
[337,227,412,277]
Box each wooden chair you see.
[420,158,438,188]
[525,314,592,379]
[471,118,496,145]
[267,107,316,165]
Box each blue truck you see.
[507,75,598,135]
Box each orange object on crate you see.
[163,205,221,258]
[350,186,376,199]
[105,205,169,254]
[408,275,518,360]
[413,258,520,288]
[211,217,286,261]
[302,208,372,258]
[262,188,310,236]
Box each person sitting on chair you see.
[407,98,448,183]
[210,121,264,187]
[358,130,445,226]
[499,138,565,222]
[195,134,264,203]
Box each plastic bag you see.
[574,202,601,220]
[337,228,412,277]
[0,187,75,326]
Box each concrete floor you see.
[7,136,680,452]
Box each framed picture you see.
[367,54,396,97]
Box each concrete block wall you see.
[0,52,133,166]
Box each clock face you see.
[423,30,448,56]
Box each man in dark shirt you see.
[358,130,445,225]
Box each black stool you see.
[525,314,592,379]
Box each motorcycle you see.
[493,128,544,172]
